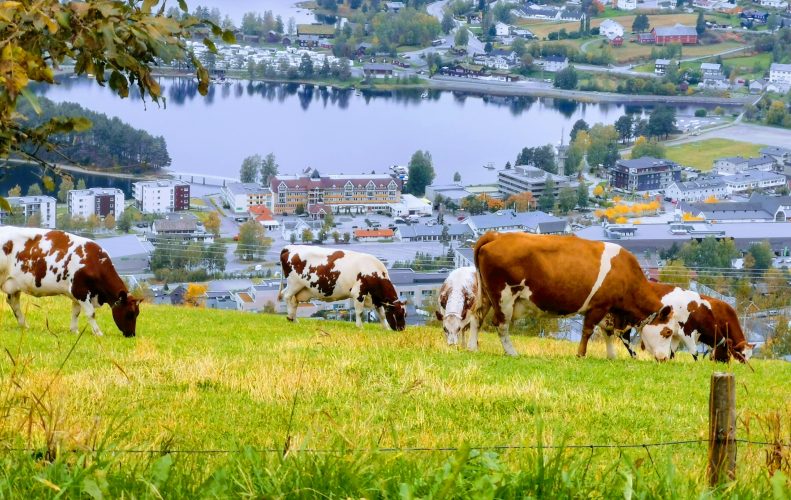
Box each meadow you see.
[665,139,767,171]
[0,297,789,497]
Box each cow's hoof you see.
[286,317,295,322]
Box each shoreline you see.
[5,158,166,182]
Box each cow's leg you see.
[496,299,518,357]
[579,308,607,358]
[70,300,81,333]
[6,291,27,329]
[377,306,389,330]
[603,329,618,360]
[353,298,365,328]
[468,298,490,352]
[80,298,103,337]
[286,295,298,322]
[466,317,479,351]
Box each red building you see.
[652,24,698,45]
[611,36,624,47]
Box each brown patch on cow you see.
[16,235,49,288]
[461,286,476,320]
[75,245,84,259]
[45,230,72,262]
[308,251,344,297]
[660,327,673,339]
[2,241,12,255]
[291,254,308,275]
[438,282,450,309]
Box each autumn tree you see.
[104,213,116,231]
[631,136,666,159]
[506,192,535,212]
[184,283,208,308]
[205,211,221,236]
[301,228,314,243]
[27,183,42,196]
[57,176,74,203]
[7,185,21,197]
[236,219,270,260]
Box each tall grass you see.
[0,297,789,497]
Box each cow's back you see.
[439,267,477,317]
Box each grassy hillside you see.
[0,297,789,497]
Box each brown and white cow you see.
[435,267,488,350]
[600,282,754,363]
[278,245,406,330]
[474,232,679,359]
[0,227,141,337]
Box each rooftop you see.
[467,209,563,230]
[354,229,394,238]
[653,24,697,37]
[69,188,123,196]
[770,63,791,72]
[296,24,335,36]
[670,178,726,192]
[225,182,272,196]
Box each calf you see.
[278,245,406,330]
[474,232,678,359]
[435,267,489,350]
[0,227,141,336]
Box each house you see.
[248,205,280,230]
[390,194,433,217]
[714,155,776,174]
[132,180,190,214]
[271,170,401,215]
[609,157,682,192]
[741,9,769,24]
[611,35,624,47]
[495,22,510,37]
[760,146,791,166]
[652,24,698,45]
[389,269,448,311]
[758,0,787,9]
[354,228,394,241]
[385,1,405,12]
[464,209,567,236]
[724,169,786,194]
[363,62,394,77]
[222,183,274,214]
[67,188,125,218]
[699,74,731,90]
[497,165,574,199]
[664,177,728,202]
[0,195,56,228]
[296,24,335,40]
[537,55,568,72]
[512,28,535,39]
[617,0,638,10]
[749,79,767,94]
[599,19,625,40]
[700,62,722,77]
[769,62,791,85]
[425,184,476,204]
[558,8,584,20]
[397,223,472,242]
[655,58,671,75]
[151,213,213,243]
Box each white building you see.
[724,170,785,194]
[714,155,775,175]
[664,178,728,202]
[700,62,722,77]
[495,22,510,37]
[769,63,791,86]
[655,59,670,75]
[617,0,637,10]
[599,19,625,40]
[538,55,569,72]
[0,196,57,228]
[67,188,125,218]
[132,180,190,214]
[222,183,274,214]
[390,194,432,217]
[759,0,788,8]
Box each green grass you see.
[0,298,789,496]
[665,139,768,171]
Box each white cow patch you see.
[577,242,621,313]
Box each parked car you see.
[394,217,406,224]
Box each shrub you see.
[694,109,707,117]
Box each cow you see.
[474,231,679,360]
[278,245,406,330]
[434,267,489,350]
[0,227,141,337]
[599,282,754,363]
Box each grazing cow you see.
[0,227,141,337]
[278,245,406,330]
[600,282,754,363]
[435,267,489,350]
[474,232,679,359]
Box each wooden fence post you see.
[708,372,736,485]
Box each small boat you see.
[355,89,362,96]
[421,90,429,99]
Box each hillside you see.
[0,298,789,497]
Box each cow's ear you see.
[119,290,128,301]
[657,304,673,322]
[435,311,443,321]
[747,342,756,349]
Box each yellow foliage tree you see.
[615,216,628,224]
[506,191,536,211]
[704,195,718,204]
[592,185,605,197]
[184,283,208,308]
[488,199,505,211]
[681,212,704,221]
[612,195,622,203]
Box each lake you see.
[189,0,315,25]
[33,77,712,186]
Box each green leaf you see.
[20,88,41,115]
[177,0,187,12]
[142,0,157,14]
[221,30,236,44]
[0,197,12,213]
[42,176,55,192]
[210,23,222,36]
[202,37,217,54]
[150,454,173,487]
[81,478,102,500]
[109,70,129,98]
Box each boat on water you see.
[421,90,429,99]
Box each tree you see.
[290,233,297,244]
[441,12,455,34]
[554,66,578,90]
[86,214,100,233]
[746,241,774,273]
[406,150,436,196]
[632,14,650,33]
[7,185,21,197]
[332,230,341,243]
[236,220,269,260]
[205,211,221,236]
[538,178,556,212]
[240,154,262,183]
[77,179,87,190]
[118,209,135,233]
[454,27,469,47]
[658,260,692,288]
[678,236,738,271]
[260,153,279,186]
[570,119,589,142]
[104,213,116,231]
[299,53,314,78]
[695,12,706,37]
[0,1,223,182]
[614,114,634,144]
[295,204,305,216]
[558,187,577,214]
[647,105,677,139]
[461,195,486,215]
[766,101,787,126]
[57,177,74,203]
[322,210,335,231]
[512,37,527,57]
[184,283,208,308]
[301,228,314,243]
[577,182,589,209]
[453,171,462,183]
[26,212,41,228]
[343,232,351,243]
[506,192,535,212]
[631,136,666,159]
[27,183,42,196]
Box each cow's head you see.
[111,291,142,337]
[435,310,467,347]
[385,300,406,331]
[637,305,677,361]
[729,340,756,363]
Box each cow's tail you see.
[472,231,500,317]
[277,247,290,301]
[473,231,500,270]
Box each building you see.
[537,55,568,72]
[498,165,573,199]
[296,24,335,39]
[679,194,791,222]
[0,196,56,228]
[664,178,728,202]
[652,24,698,45]
[67,188,125,218]
[616,0,637,10]
[599,19,625,40]
[700,62,722,77]
[464,209,567,236]
[248,205,280,230]
[637,32,656,44]
[94,234,154,274]
[385,1,405,12]
[495,21,510,37]
[132,180,190,214]
[363,63,394,78]
[271,170,401,215]
[760,146,791,166]
[222,183,274,214]
[609,157,682,192]
[699,74,731,91]
[354,228,394,241]
[151,213,213,243]
[655,59,670,75]
[724,169,785,194]
[769,63,791,85]
[758,0,787,8]
[390,194,433,217]
[749,79,767,94]
[389,269,448,309]
[714,155,775,174]
[397,223,472,242]
[425,184,474,204]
